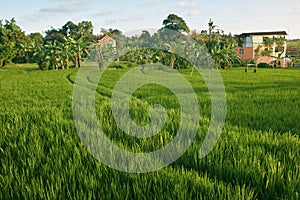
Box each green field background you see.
[0,64,299,199]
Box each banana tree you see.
[163,43,176,69]
[34,40,60,70]
[59,37,74,69]
[69,36,91,68]
[211,44,240,69]
[45,40,61,70]
[271,51,285,67]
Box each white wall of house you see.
[252,35,264,46]
[250,34,287,60]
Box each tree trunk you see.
[66,59,69,69]
[77,52,82,68]
[170,54,175,69]
[74,55,78,68]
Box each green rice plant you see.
[0,64,299,199]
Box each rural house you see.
[94,35,116,46]
[237,31,289,67]
[92,35,117,66]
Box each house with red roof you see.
[94,35,116,47]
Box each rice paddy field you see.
[0,64,299,199]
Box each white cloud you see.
[103,19,118,26]
[149,0,162,4]
[188,9,201,16]
[41,0,90,13]
[290,4,300,14]
[176,1,199,8]
[146,0,174,6]
[119,14,145,23]
[89,10,115,17]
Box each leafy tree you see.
[17,33,43,63]
[29,33,44,63]
[263,37,274,47]
[271,51,285,67]
[34,35,92,70]
[0,42,15,67]
[161,14,190,33]
[138,30,152,47]
[0,18,26,66]
[275,37,285,46]
[77,21,94,42]
[37,21,95,70]
[69,36,91,68]
[77,21,93,34]
[189,30,209,46]
[211,44,241,69]
[44,28,65,43]
[59,37,74,69]
[44,40,61,70]
[35,46,52,70]
[61,21,78,38]
[190,19,240,68]
[140,30,151,39]
[100,28,122,37]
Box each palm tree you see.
[207,19,217,53]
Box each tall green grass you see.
[0,64,299,199]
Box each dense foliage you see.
[0,15,241,70]
[0,18,30,66]
[161,14,190,33]
[287,39,300,64]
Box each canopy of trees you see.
[0,15,241,70]
[0,18,27,66]
[161,14,190,33]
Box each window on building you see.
[245,36,253,47]
[239,49,245,55]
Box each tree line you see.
[0,14,241,70]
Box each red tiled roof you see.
[95,35,115,45]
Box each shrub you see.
[108,61,137,69]
[257,62,270,68]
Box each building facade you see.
[237,31,288,66]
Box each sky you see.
[1,0,300,39]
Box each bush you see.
[257,62,270,68]
[108,61,138,69]
[240,59,255,67]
